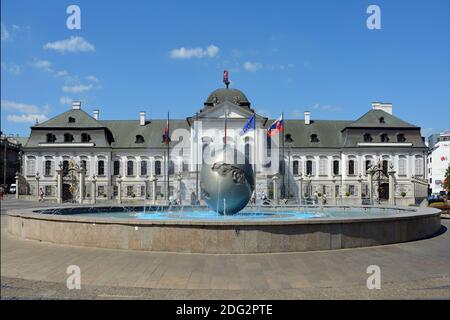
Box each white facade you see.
[427,132,450,194]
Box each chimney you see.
[93,109,99,120]
[372,102,392,115]
[304,111,311,125]
[139,111,146,126]
[72,101,81,110]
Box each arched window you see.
[379,117,385,124]
[348,159,355,175]
[26,156,36,176]
[127,160,134,176]
[306,160,313,175]
[140,160,147,176]
[113,160,120,176]
[415,156,424,176]
[363,133,372,142]
[182,160,189,172]
[135,135,144,143]
[380,133,389,143]
[319,157,328,176]
[155,160,161,176]
[68,117,76,123]
[46,133,56,143]
[293,160,299,175]
[382,160,389,176]
[168,160,175,175]
[266,135,272,157]
[63,160,69,175]
[398,156,407,175]
[310,134,319,143]
[97,160,105,176]
[244,137,250,165]
[81,133,91,142]
[44,160,52,176]
[64,133,74,143]
[333,160,340,175]
[397,133,406,143]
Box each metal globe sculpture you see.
[201,147,254,215]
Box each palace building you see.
[19,86,429,206]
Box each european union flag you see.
[240,114,255,136]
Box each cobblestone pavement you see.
[1,197,449,300]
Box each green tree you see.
[445,165,450,192]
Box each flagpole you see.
[253,112,256,196]
[195,112,199,201]
[167,111,170,203]
[281,112,285,199]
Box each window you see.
[81,133,91,142]
[348,185,355,196]
[98,185,105,196]
[382,160,388,176]
[45,185,52,196]
[380,133,389,143]
[140,186,146,197]
[398,156,407,175]
[335,185,340,198]
[333,160,340,175]
[168,160,175,175]
[46,133,56,143]
[310,134,319,143]
[63,160,69,175]
[155,160,161,175]
[306,160,313,175]
[81,160,87,171]
[379,117,385,124]
[397,133,406,143]
[182,160,189,172]
[319,157,328,176]
[98,160,105,176]
[363,133,372,142]
[113,160,120,176]
[113,186,118,197]
[135,135,144,143]
[127,186,134,197]
[266,135,272,157]
[64,133,74,143]
[365,160,372,174]
[245,142,250,165]
[348,160,355,175]
[127,160,134,176]
[415,156,424,176]
[44,160,51,176]
[293,160,299,175]
[140,160,147,176]
[68,117,75,123]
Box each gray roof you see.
[33,109,104,129]
[203,88,251,110]
[345,109,417,129]
[100,120,190,148]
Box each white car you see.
[9,184,16,194]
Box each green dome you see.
[204,88,251,108]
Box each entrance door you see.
[379,183,389,200]
[62,183,73,202]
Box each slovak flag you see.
[267,115,284,137]
[162,117,170,145]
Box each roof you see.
[345,109,417,129]
[203,88,251,110]
[280,120,352,148]
[100,120,190,148]
[32,109,104,129]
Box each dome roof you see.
[204,88,251,109]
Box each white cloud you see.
[62,84,93,93]
[1,23,9,41]
[1,100,50,124]
[310,103,343,112]
[7,114,48,123]
[170,45,219,59]
[56,70,68,77]
[86,75,99,82]
[1,62,21,75]
[1,100,40,114]
[243,61,263,72]
[59,96,72,105]
[30,59,52,71]
[44,36,95,53]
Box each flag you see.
[162,116,170,145]
[223,70,230,87]
[267,114,284,137]
[440,156,447,161]
[240,114,255,136]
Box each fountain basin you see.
[6,205,441,253]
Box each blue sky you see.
[1,0,449,137]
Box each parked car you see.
[9,184,16,194]
[427,194,444,204]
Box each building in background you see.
[19,86,429,205]
[0,133,28,191]
[427,131,450,194]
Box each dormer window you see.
[310,134,319,143]
[380,133,389,143]
[285,134,294,143]
[379,117,385,124]
[397,133,406,142]
[81,133,91,143]
[64,133,74,143]
[363,133,373,142]
[135,135,145,143]
[68,117,76,123]
[46,133,56,143]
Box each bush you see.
[345,192,350,197]
[401,192,406,198]
[317,192,322,197]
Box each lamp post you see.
[35,172,40,202]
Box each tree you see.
[445,165,450,192]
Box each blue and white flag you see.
[240,114,255,136]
